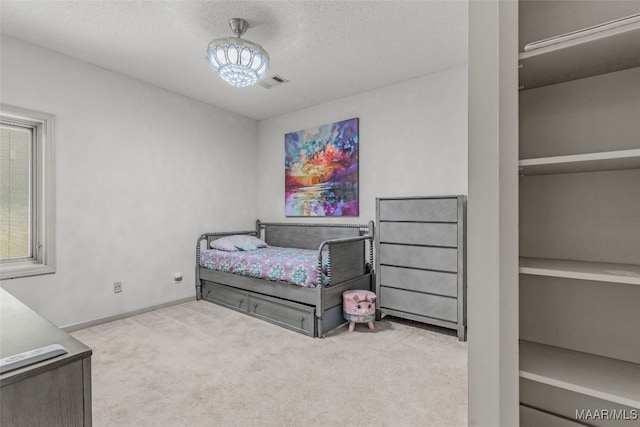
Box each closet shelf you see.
[520,340,640,409]
[520,406,582,427]
[519,257,640,286]
[519,14,640,90]
[519,149,640,176]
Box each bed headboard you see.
[257,220,373,250]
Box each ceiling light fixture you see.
[206,18,270,88]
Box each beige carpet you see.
[72,300,467,427]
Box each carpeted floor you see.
[71,300,467,427]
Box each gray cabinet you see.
[0,289,92,426]
[375,196,467,340]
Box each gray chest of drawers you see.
[0,289,92,426]
[375,196,467,340]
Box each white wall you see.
[257,66,468,223]
[0,37,259,327]
[0,37,467,327]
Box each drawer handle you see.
[206,290,211,296]
[300,317,304,327]
[253,303,258,311]
[238,298,244,308]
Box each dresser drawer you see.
[380,287,457,322]
[379,198,458,222]
[202,281,248,312]
[379,244,458,272]
[379,222,458,247]
[248,294,315,336]
[379,265,458,297]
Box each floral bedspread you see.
[199,246,328,288]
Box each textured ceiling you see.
[0,1,468,120]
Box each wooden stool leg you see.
[367,321,374,330]
[349,322,355,332]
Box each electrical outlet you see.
[113,282,122,293]
[173,273,183,284]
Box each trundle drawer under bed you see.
[201,281,316,336]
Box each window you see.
[1,104,55,279]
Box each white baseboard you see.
[62,296,195,332]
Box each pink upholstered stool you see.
[342,290,376,332]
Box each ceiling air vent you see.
[258,75,289,89]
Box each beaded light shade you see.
[206,18,270,87]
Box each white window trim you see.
[1,104,56,280]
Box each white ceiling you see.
[0,1,468,121]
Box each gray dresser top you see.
[0,288,91,386]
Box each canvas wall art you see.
[285,118,359,217]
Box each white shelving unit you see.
[519,257,640,286]
[520,405,586,427]
[519,14,640,89]
[520,341,640,409]
[518,2,640,425]
[519,149,640,176]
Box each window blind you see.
[0,124,32,259]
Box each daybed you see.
[195,220,374,337]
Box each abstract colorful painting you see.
[285,118,359,217]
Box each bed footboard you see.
[320,234,373,285]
